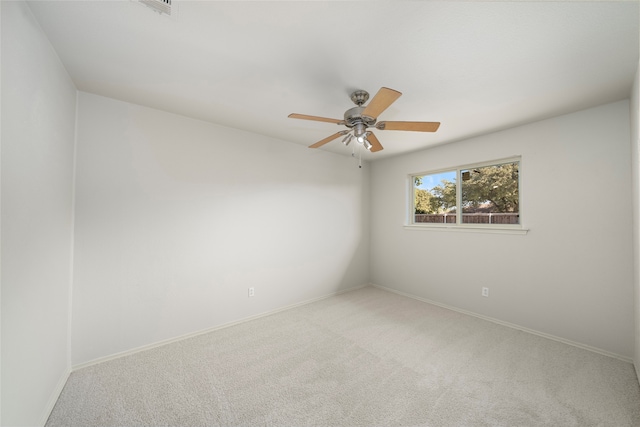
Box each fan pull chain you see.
[350,140,362,169]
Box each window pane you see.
[414,171,456,223]
[461,162,519,224]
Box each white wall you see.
[1,2,77,425]
[371,100,634,359]
[71,92,370,366]
[632,62,639,378]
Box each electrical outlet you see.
[482,287,489,297]
[248,287,255,297]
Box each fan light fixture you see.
[339,131,373,150]
[353,124,372,150]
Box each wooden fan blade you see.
[377,121,440,132]
[367,132,384,152]
[288,113,343,124]
[361,87,402,119]
[308,131,348,149]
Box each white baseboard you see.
[370,283,633,364]
[72,283,369,371]
[40,367,71,426]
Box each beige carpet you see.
[46,286,640,426]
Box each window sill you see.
[404,224,529,235]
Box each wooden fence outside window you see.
[414,213,519,224]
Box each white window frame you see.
[405,156,528,235]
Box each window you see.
[411,158,521,229]
[414,170,457,223]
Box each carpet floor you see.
[46,286,640,426]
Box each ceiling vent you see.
[139,0,171,15]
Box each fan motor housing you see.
[344,107,376,128]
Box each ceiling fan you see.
[288,87,440,153]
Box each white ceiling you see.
[27,1,639,160]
